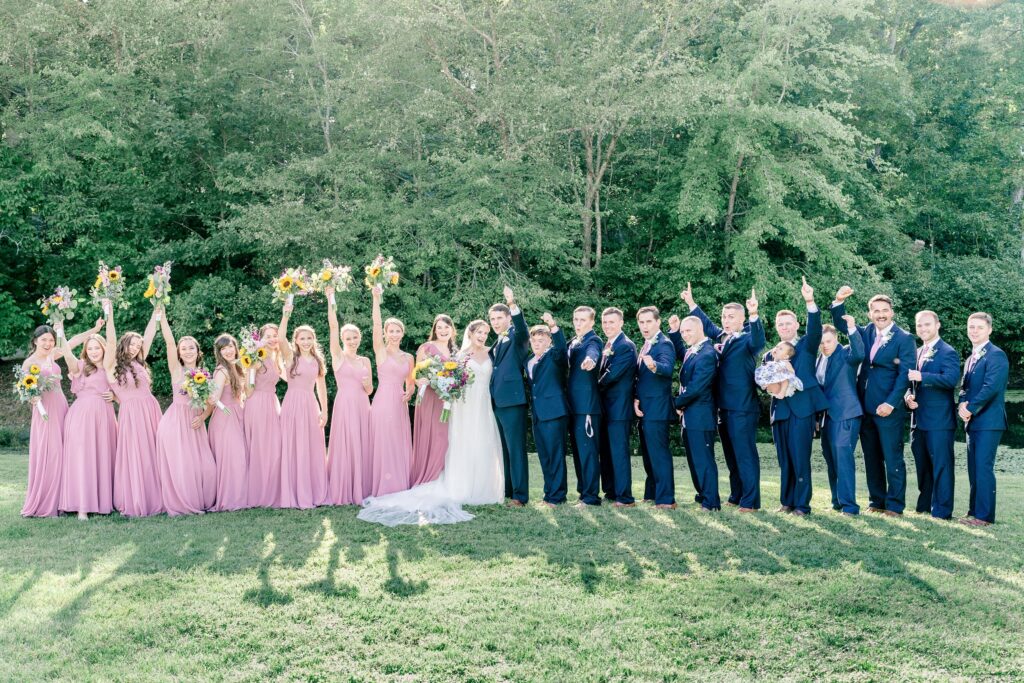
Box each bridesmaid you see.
[325,287,373,505]
[22,319,105,518]
[245,323,283,508]
[154,311,217,516]
[277,301,329,509]
[409,314,458,486]
[60,325,117,520]
[367,285,414,497]
[208,334,249,512]
[106,305,163,517]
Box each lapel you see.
[823,349,841,386]
[872,326,897,363]
[964,341,991,388]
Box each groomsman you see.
[634,306,677,509]
[488,286,531,506]
[831,287,916,516]
[525,316,570,506]
[597,307,637,507]
[566,306,603,507]
[958,312,1009,527]
[904,311,960,519]
[680,284,765,511]
[818,312,865,515]
[765,277,827,515]
[668,316,721,511]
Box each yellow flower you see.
[28,364,41,375]
[390,273,400,286]
[239,355,253,369]
[22,375,37,389]
[52,296,62,304]
[108,271,121,282]
[320,269,332,282]
[144,278,156,298]
[278,276,294,291]
[256,348,268,360]
[94,277,103,290]
[42,306,50,315]
[443,361,458,371]
[194,373,207,385]
[369,266,381,278]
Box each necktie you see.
[869,330,884,362]
[916,345,926,370]
[528,357,538,380]
[816,354,827,386]
[638,339,651,367]
[966,353,979,375]
[601,340,612,368]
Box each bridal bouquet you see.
[37,286,80,327]
[238,325,269,387]
[13,364,58,420]
[143,262,173,310]
[311,259,354,306]
[413,356,441,406]
[180,366,228,414]
[428,357,475,422]
[271,267,311,305]
[90,262,129,313]
[363,254,399,291]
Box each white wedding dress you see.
[357,350,505,526]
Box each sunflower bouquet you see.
[412,356,441,406]
[363,254,399,291]
[37,286,80,328]
[311,259,354,306]
[428,357,475,422]
[238,325,269,387]
[13,364,58,420]
[90,262,129,313]
[271,267,311,305]
[180,366,228,414]
[143,261,173,311]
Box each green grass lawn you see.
[1,444,1023,682]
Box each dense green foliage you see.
[2,1,1022,386]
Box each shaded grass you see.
[1,444,1023,681]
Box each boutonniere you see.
[974,348,987,362]
[878,330,894,349]
[921,347,937,364]
[601,346,614,358]
[714,343,724,354]
[690,341,707,355]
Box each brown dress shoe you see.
[612,502,636,508]
[541,501,557,508]
[738,507,756,513]
[866,507,885,514]
[724,501,739,507]
[507,499,525,508]
[655,503,677,510]
[791,510,808,517]
[776,505,793,513]
[960,517,992,527]
[883,510,902,517]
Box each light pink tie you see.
[638,340,651,367]
[869,332,884,362]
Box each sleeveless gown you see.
[209,380,248,511]
[60,370,117,514]
[21,361,68,517]
[245,362,282,507]
[327,359,370,505]
[359,356,504,526]
[156,380,217,516]
[112,362,164,517]
[409,342,450,487]
[368,353,413,496]
[279,356,328,508]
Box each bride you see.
[357,319,505,526]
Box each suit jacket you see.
[489,308,530,408]
[690,306,765,414]
[959,341,1009,432]
[671,340,718,431]
[527,329,569,422]
[566,330,602,416]
[598,332,637,422]
[763,308,829,422]
[831,302,916,415]
[818,306,865,422]
[633,331,676,422]
[910,338,959,432]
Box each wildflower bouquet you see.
[238,325,269,387]
[37,286,80,327]
[272,267,311,305]
[311,259,354,306]
[90,262,128,313]
[143,262,173,311]
[13,364,58,420]
[363,254,399,291]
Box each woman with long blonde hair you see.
[244,322,284,507]
[208,333,249,511]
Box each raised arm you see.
[57,326,81,376]
[103,303,117,373]
[326,288,342,366]
[141,306,160,360]
[844,317,866,366]
[278,302,294,365]
[65,317,105,353]
[801,277,821,353]
[158,311,181,381]
[370,286,386,357]
[505,287,530,363]
[652,340,676,377]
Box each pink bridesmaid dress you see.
[327,359,369,505]
[209,381,248,511]
[279,356,328,509]
[368,353,413,496]
[245,362,282,507]
[409,342,449,486]
[112,362,164,517]
[156,381,217,516]
[59,369,117,515]
[21,362,68,517]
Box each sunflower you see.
[22,375,37,389]
[239,354,253,369]
[108,271,121,282]
[94,276,103,290]
[41,306,50,315]
[144,278,156,299]
[278,276,294,291]
[28,364,41,375]
[369,266,382,278]
[443,361,458,371]
[390,273,400,286]
[320,269,332,282]
[256,348,268,360]
[194,373,207,385]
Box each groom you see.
[489,286,531,506]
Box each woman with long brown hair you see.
[409,314,458,486]
[244,322,284,508]
[208,333,249,511]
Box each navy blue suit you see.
[960,341,1009,523]
[598,333,637,504]
[669,338,720,510]
[765,307,827,514]
[818,309,865,514]
[526,329,569,504]
[908,338,959,518]
[690,306,766,508]
[832,302,917,513]
[567,330,603,505]
[489,308,531,503]
[634,331,677,505]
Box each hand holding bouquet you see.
[37,286,80,328]
[238,325,269,387]
[363,254,399,292]
[13,364,58,420]
[90,262,128,314]
[312,259,354,306]
[413,356,441,406]
[429,357,475,422]
[180,367,229,415]
[272,267,311,305]
[143,262,173,314]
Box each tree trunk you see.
[724,153,745,233]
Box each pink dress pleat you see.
[327,359,370,505]
[156,381,217,516]
[245,362,282,507]
[279,356,328,509]
[209,381,248,511]
[112,362,164,517]
[21,362,68,518]
[60,370,117,514]
[409,343,450,487]
[368,354,413,496]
